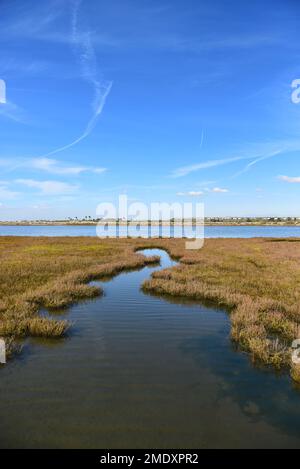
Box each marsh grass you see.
[0,237,159,353]
[2,236,300,383]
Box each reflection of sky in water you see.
[181,333,300,440]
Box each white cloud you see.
[176,187,228,196]
[16,179,78,195]
[31,158,87,175]
[93,167,107,174]
[278,175,300,183]
[211,187,229,193]
[0,157,107,176]
[176,191,203,196]
[31,157,108,175]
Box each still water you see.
[0,224,300,238]
[1,249,300,448]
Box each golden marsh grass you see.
[1,236,300,382]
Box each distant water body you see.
[0,224,300,238]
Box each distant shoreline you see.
[0,221,300,227]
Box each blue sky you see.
[1,0,300,220]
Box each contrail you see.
[41,82,112,158]
[200,129,204,149]
[39,0,112,159]
[232,149,283,178]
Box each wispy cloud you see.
[211,187,228,193]
[30,0,112,159]
[171,141,300,179]
[93,167,107,174]
[197,34,281,51]
[16,179,78,195]
[278,175,300,184]
[0,182,19,200]
[233,149,282,177]
[176,187,228,196]
[152,33,281,54]
[0,100,28,124]
[0,57,48,76]
[0,157,107,176]
[36,0,113,158]
[171,156,248,178]
[176,191,203,196]
[0,0,112,158]
[30,157,106,175]
[31,158,86,175]
[0,2,62,40]
[232,141,300,179]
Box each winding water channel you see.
[1,249,300,448]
